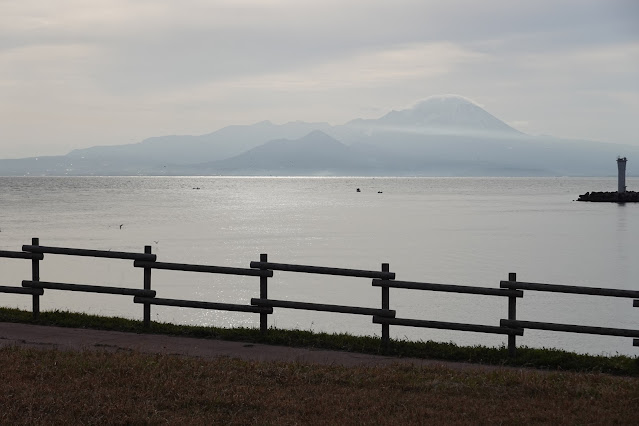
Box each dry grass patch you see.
[1,346,637,424]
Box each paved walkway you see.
[0,322,513,371]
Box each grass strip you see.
[1,307,637,376]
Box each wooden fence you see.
[1,238,638,356]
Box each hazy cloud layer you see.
[1,0,638,158]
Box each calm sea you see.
[1,176,637,356]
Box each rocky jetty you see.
[577,191,639,203]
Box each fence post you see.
[143,245,152,328]
[259,253,268,333]
[635,300,638,347]
[381,263,390,344]
[31,237,40,320]
[507,272,517,357]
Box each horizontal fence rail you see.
[134,297,273,314]
[1,239,637,356]
[22,281,156,297]
[135,260,272,277]
[373,279,523,297]
[374,317,524,336]
[22,245,156,262]
[251,298,395,317]
[500,319,639,338]
[0,250,44,260]
[250,261,395,279]
[500,280,639,299]
[0,285,43,295]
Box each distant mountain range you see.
[2,95,637,176]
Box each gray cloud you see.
[0,0,637,158]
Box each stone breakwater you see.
[577,191,639,202]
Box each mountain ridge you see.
[2,95,638,177]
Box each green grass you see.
[1,307,638,376]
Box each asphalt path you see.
[0,322,522,372]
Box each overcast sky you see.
[1,0,638,158]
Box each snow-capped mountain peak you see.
[348,94,522,135]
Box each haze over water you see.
[1,176,637,356]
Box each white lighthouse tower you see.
[617,156,627,193]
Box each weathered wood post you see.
[508,272,517,357]
[381,263,390,344]
[259,253,268,333]
[31,237,40,320]
[634,300,638,347]
[143,245,152,328]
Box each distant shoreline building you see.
[617,156,627,194]
[577,156,637,203]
